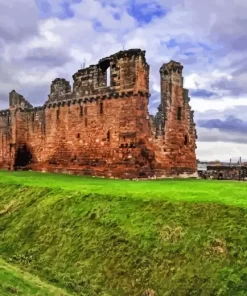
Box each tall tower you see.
[159,61,197,173]
[160,61,183,123]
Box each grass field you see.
[1,170,247,295]
[0,170,247,207]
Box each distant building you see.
[197,160,247,180]
[197,163,207,172]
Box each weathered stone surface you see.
[0,49,197,178]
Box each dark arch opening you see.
[99,59,111,87]
[14,144,32,167]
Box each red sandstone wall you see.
[161,84,197,170]
[44,96,139,161]
[9,93,152,178]
[0,112,11,168]
[36,93,150,178]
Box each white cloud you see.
[191,97,247,113]
[197,141,247,162]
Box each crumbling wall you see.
[9,90,33,109]
[48,78,72,103]
[7,91,45,168]
[72,49,148,98]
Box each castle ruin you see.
[0,49,197,178]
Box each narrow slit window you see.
[57,109,60,120]
[100,102,103,114]
[107,130,110,141]
[80,105,83,117]
[177,107,182,120]
[169,82,172,94]
[184,134,188,145]
[84,106,87,116]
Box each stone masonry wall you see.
[0,110,11,168]
[0,49,197,178]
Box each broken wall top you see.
[9,90,33,109]
[4,49,192,114]
[47,48,150,103]
[48,78,72,103]
[160,60,184,87]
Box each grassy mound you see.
[1,171,247,295]
[0,258,71,295]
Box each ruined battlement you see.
[160,61,183,88]
[0,48,197,178]
[0,109,10,116]
[71,48,149,99]
[160,60,183,71]
[98,48,147,62]
[9,90,33,109]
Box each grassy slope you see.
[1,171,247,295]
[0,258,71,296]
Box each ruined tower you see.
[155,61,197,173]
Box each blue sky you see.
[0,0,247,161]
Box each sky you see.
[0,0,246,162]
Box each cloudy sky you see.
[0,0,246,161]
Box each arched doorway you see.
[14,144,32,167]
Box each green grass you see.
[0,170,247,207]
[0,258,71,295]
[1,171,247,295]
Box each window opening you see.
[106,67,111,86]
[177,107,182,120]
[107,130,110,141]
[184,134,188,145]
[100,102,103,114]
[99,59,111,87]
